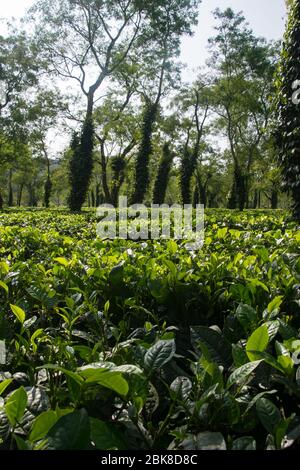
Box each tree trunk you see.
[271,189,278,209]
[131,100,158,204]
[17,183,24,206]
[27,183,38,207]
[228,177,237,209]
[68,89,95,211]
[0,190,3,210]
[292,184,300,219]
[226,111,246,210]
[199,183,207,207]
[101,155,112,204]
[8,169,13,207]
[91,189,95,207]
[69,120,94,211]
[111,168,127,206]
[245,183,250,209]
[96,183,102,206]
[153,143,174,205]
[192,184,199,208]
[87,91,94,119]
[245,149,255,209]
[195,175,207,207]
[180,148,195,205]
[253,189,258,209]
[228,165,246,210]
[44,158,52,208]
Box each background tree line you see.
[0,0,298,217]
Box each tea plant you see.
[0,209,300,450]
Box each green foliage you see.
[144,339,176,372]
[5,387,28,427]
[246,324,269,361]
[0,32,38,113]
[46,409,90,450]
[0,209,299,450]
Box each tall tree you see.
[26,90,66,207]
[173,78,210,204]
[274,0,300,220]
[130,0,201,204]
[0,29,38,209]
[208,8,276,210]
[93,78,139,205]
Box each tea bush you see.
[0,209,299,450]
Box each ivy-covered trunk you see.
[8,169,13,207]
[131,100,158,205]
[271,189,278,209]
[153,143,174,205]
[275,0,300,220]
[110,156,126,206]
[68,119,94,212]
[28,184,38,207]
[100,147,112,205]
[192,183,200,208]
[293,191,300,219]
[96,183,103,207]
[228,165,246,211]
[180,148,197,205]
[193,178,208,207]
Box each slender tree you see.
[208,8,276,210]
[0,29,39,209]
[130,0,201,204]
[93,84,139,205]
[176,80,209,205]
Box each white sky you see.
[1,0,287,73]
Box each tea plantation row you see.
[0,209,300,450]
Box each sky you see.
[1,0,287,74]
